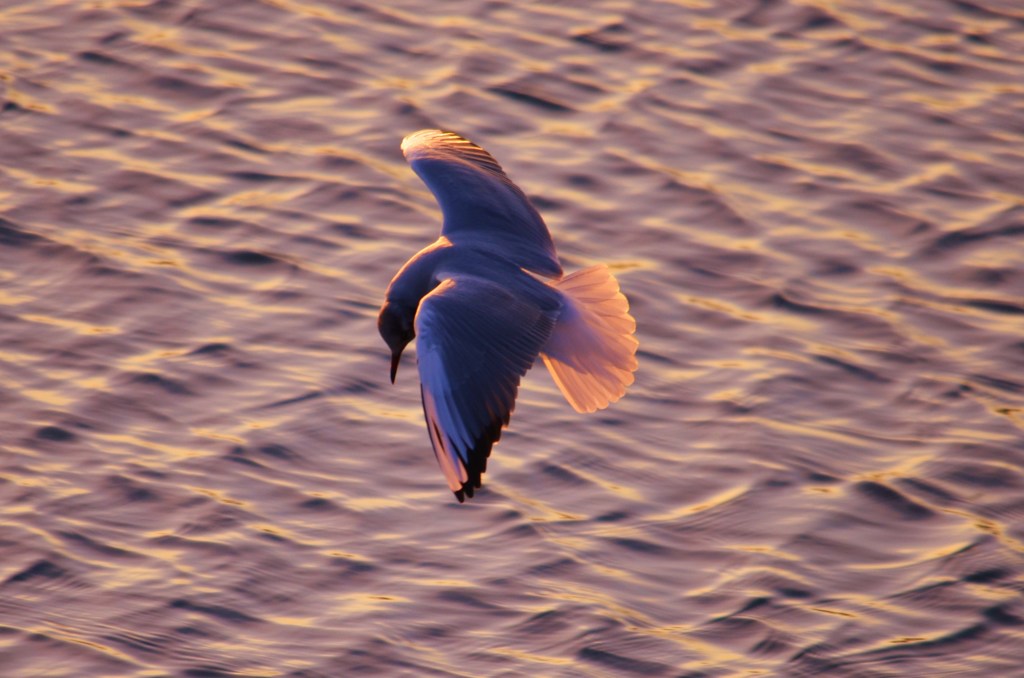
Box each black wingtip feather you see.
[450,419,504,504]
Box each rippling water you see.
[2,1,1023,676]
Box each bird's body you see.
[380,130,638,502]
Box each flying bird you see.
[379,130,638,502]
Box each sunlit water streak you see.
[1,0,1023,675]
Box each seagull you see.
[379,130,638,502]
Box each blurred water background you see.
[2,0,1024,676]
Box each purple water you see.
[1,1,1023,675]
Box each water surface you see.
[2,0,1023,676]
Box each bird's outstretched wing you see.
[401,129,563,279]
[414,275,557,501]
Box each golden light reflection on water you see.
[647,485,749,524]
[333,592,408,615]
[45,630,140,666]
[5,166,93,193]
[347,497,408,511]
[190,487,247,507]
[943,511,1024,554]
[638,623,753,668]
[66,147,229,189]
[848,540,977,571]
[488,646,575,666]
[22,314,120,336]
[91,433,206,460]
[190,428,247,445]
[23,388,76,407]
[500,489,585,522]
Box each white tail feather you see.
[541,264,638,413]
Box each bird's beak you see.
[390,348,403,384]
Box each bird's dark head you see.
[378,300,415,383]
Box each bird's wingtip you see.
[400,129,429,151]
[401,129,445,157]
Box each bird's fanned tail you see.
[541,265,639,413]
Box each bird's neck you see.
[384,237,453,307]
